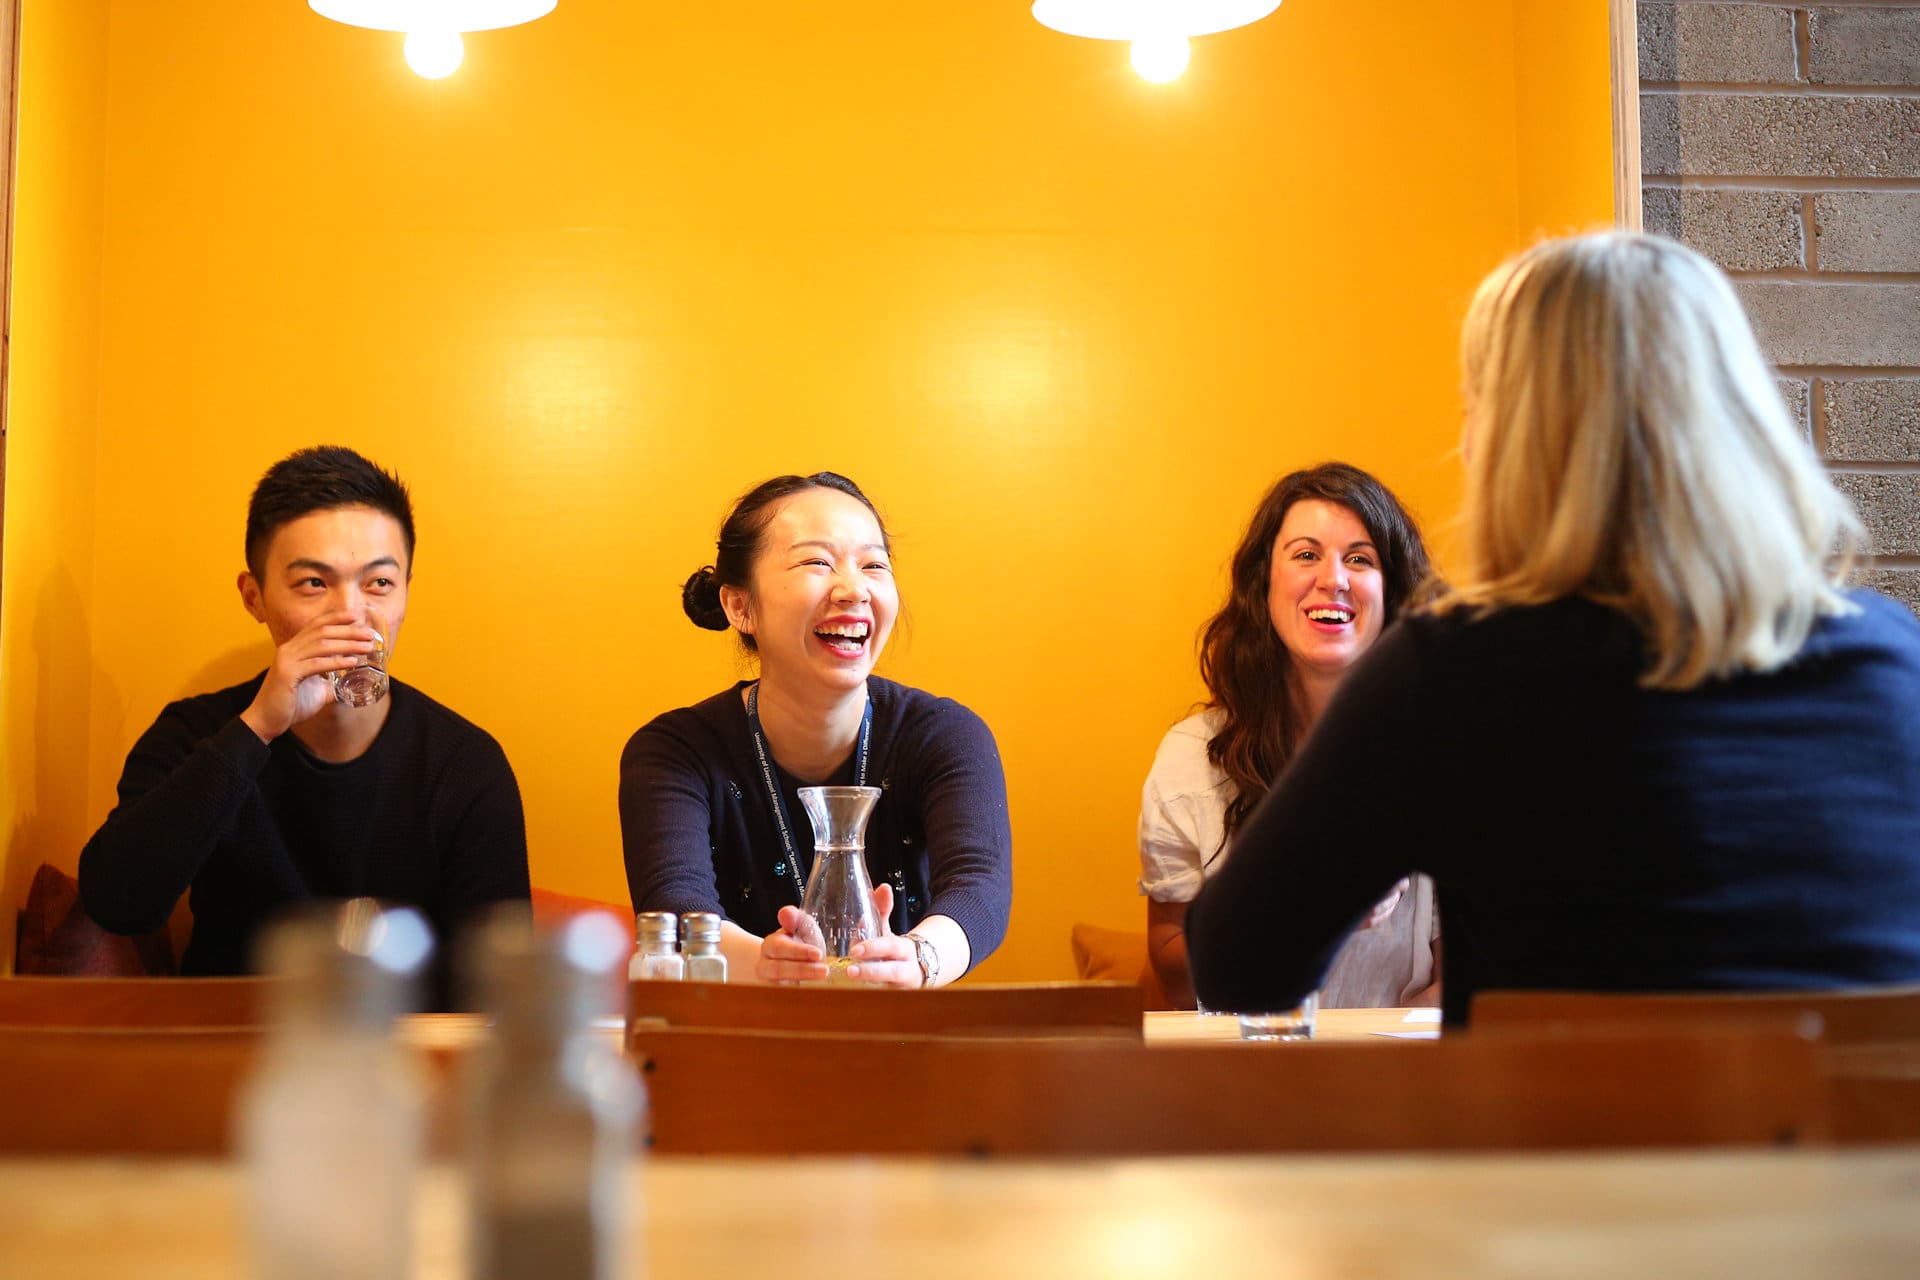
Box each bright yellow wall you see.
[0,0,111,972]
[1515,0,1620,240]
[6,1,1615,980]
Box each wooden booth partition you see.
[1474,986,1920,1145]
[631,1020,1827,1157]
[628,979,1143,1040]
[0,975,275,1027]
[0,1026,258,1155]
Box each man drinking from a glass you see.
[78,445,530,1007]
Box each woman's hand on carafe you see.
[845,884,921,988]
[754,885,920,986]
[755,906,830,983]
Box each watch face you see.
[907,933,936,984]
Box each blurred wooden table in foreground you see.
[3,1149,1916,1280]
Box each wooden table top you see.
[4,1149,1916,1279]
[1145,1007,1439,1043]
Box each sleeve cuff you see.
[923,889,1009,975]
[1139,874,1202,902]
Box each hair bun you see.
[681,567,730,631]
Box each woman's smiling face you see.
[1267,498,1385,678]
[725,487,898,696]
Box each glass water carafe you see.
[796,785,881,984]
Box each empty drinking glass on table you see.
[1238,991,1318,1041]
[328,604,389,707]
[796,785,882,984]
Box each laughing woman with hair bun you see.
[619,472,1012,988]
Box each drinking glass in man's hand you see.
[328,607,388,708]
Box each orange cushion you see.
[1070,921,1172,1011]
[530,885,631,931]
[15,863,175,977]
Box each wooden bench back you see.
[628,980,1143,1039]
[1473,987,1920,1144]
[1471,984,1920,1044]
[0,1027,261,1155]
[0,976,275,1027]
[629,1021,1827,1156]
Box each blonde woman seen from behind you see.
[1187,232,1920,1026]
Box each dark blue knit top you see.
[619,677,1013,968]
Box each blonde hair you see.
[1438,231,1863,689]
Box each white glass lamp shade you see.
[309,0,556,34]
[403,30,464,78]
[1031,0,1280,40]
[1130,33,1191,83]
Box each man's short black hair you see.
[244,446,416,579]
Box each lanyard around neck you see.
[744,682,873,901]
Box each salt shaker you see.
[630,910,684,981]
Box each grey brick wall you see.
[1641,2,1920,613]
[1808,8,1920,84]
[1826,378,1920,459]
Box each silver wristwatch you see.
[903,931,939,988]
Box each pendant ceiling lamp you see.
[1032,1,1281,83]
[310,1,557,80]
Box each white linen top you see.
[1138,710,1439,1008]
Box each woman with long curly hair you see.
[1138,462,1436,1008]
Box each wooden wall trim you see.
[0,0,17,975]
[1611,0,1642,229]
